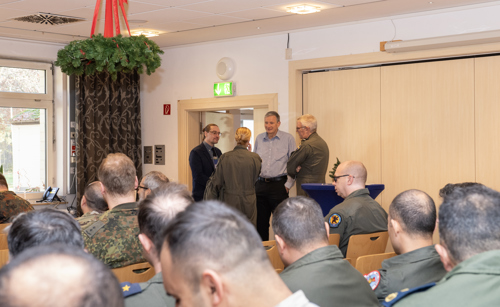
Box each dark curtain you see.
[75,71,142,213]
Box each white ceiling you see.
[0,0,497,48]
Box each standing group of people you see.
[189,111,330,240]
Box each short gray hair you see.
[439,184,500,263]
[297,114,317,132]
[272,197,327,251]
[265,111,280,122]
[138,183,193,242]
[142,171,170,191]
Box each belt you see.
[258,175,287,182]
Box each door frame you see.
[178,94,278,188]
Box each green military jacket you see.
[387,249,500,307]
[325,188,388,256]
[205,145,261,226]
[286,132,329,196]
[124,272,175,307]
[0,191,34,223]
[280,245,380,307]
[81,202,145,268]
[369,245,446,302]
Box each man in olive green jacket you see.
[123,183,193,307]
[384,184,500,307]
[273,196,379,307]
[365,190,446,302]
[325,161,387,256]
[287,114,329,196]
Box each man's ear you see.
[435,243,455,272]
[138,233,153,255]
[100,182,106,196]
[275,234,286,255]
[201,270,224,306]
[81,195,88,209]
[134,176,139,189]
[324,222,330,237]
[390,218,402,235]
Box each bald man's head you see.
[340,161,367,184]
[0,244,123,307]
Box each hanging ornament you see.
[90,0,131,38]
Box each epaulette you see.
[121,281,142,298]
[381,282,436,307]
[83,220,106,238]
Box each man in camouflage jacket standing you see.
[0,173,34,224]
[80,153,145,268]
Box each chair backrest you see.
[112,262,156,283]
[262,240,285,272]
[355,252,397,275]
[345,231,389,260]
[0,223,10,233]
[328,233,340,246]
[0,233,8,250]
[0,249,9,269]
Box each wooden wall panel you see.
[381,59,476,218]
[304,68,382,201]
[475,56,500,191]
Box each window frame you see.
[0,59,53,199]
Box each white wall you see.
[141,1,500,182]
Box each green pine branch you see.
[54,34,164,80]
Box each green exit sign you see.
[214,82,235,97]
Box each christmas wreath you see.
[54,34,164,80]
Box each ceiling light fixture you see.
[131,30,159,37]
[287,5,321,14]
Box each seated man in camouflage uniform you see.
[364,189,446,302]
[122,183,192,307]
[274,196,380,307]
[76,181,108,227]
[0,173,34,224]
[385,184,500,307]
[80,153,145,268]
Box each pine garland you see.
[55,34,164,80]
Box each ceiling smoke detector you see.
[13,13,85,25]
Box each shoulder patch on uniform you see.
[121,281,142,298]
[381,282,436,307]
[329,213,342,228]
[83,220,106,238]
[364,270,381,290]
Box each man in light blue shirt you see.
[254,111,296,241]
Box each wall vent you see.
[13,13,85,25]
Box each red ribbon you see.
[91,0,131,38]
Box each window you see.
[0,59,53,195]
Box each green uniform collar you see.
[344,188,370,201]
[443,249,500,281]
[112,202,137,210]
[384,245,437,265]
[284,245,343,272]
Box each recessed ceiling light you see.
[287,5,321,14]
[131,30,160,37]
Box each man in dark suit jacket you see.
[189,124,222,201]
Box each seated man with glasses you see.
[189,124,222,202]
[325,160,388,257]
[137,171,169,202]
